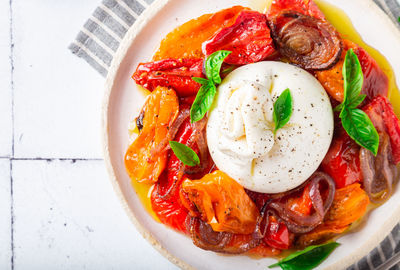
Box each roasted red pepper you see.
[264,216,291,250]
[202,10,276,65]
[132,58,204,97]
[321,131,362,189]
[363,96,400,164]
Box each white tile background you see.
[0,0,177,269]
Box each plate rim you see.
[101,1,400,269]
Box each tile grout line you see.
[9,0,15,268]
[9,160,14,270]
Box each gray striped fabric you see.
[69,0,400,269]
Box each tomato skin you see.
[267,0,325,20]
[287,185,313,216]
[356,48,389,101]
[264,217,291,250]
[132,58,204,97]
[321,132,362,189]
[363,96,400,164]
[203,10,276,65]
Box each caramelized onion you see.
[150,108,190,157]
[252,204,273,239]
[155,163,185,200]
[188,217,261,254]
[360,133,398,203]
[189,217,233,252]
[268,11,342,70]
[156,116,208,200]
[270,172,335,233]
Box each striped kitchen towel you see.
[69,0,400,269]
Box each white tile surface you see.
[0,159,11,270]
[0,1,12,157]
[12,160,177,270]
[13,0,104,159]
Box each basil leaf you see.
[341,108,379,155]
[347,94,366,109]
[205,50,232,84]
[268,242,340,270]
[342,49,364,109]
[273,88,293,133]
[192,77,210,85]
[190,83,217,123]
[336,49,379,155]
[169,141,200,167]
[333,103,343,112]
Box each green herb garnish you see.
[169,141,200,167]
[273,88,293,134]
[190,50,232,123]
[334,49,379,155]
[268,242,340,270]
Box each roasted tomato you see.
[286,184,313,216]
[264,216,291,250]
[202,10,276,65]
[181,170,259,234]
[150,119,194,232]
[315,40,389,102]
[153,6,247,60]
[151,115,212,232]
[363,96,400,164]
[321,131,362,188]
[125,86,179,184]
[132,58,204,97]
[267,0,325,20]
[151,170,189,233]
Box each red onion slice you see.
[189,217,233,252]
[268,11,342,70]
[150,108,190,157]
[360,133,398,203]
[270,172,336,233]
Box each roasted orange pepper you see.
[124,86,179,184]
[181,170,259,234]
[153,6,247,60]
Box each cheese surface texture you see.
[207,61,334,193]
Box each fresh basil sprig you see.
[190,50,232,123]
[273,88,293,134]
[169,141,200,167]
[268,242,340,270]
[335,49,379,155]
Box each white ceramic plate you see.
[102,1,400,269]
